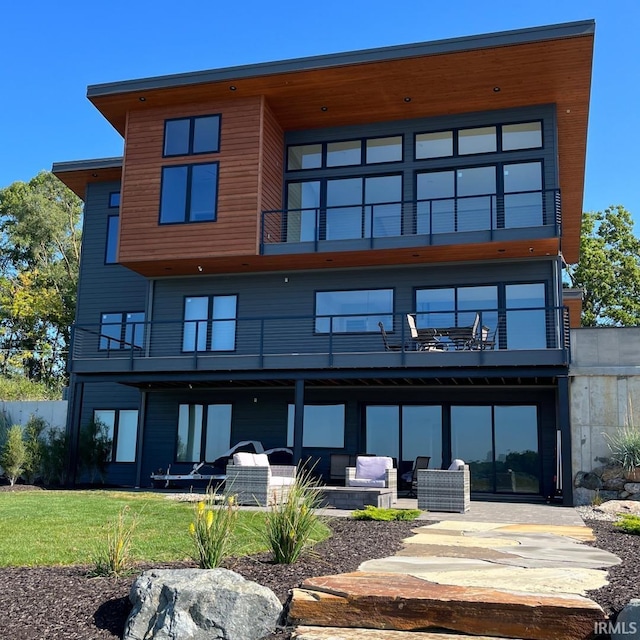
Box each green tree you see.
[565,205,640,326]
[78,418,112,484]
[1,425,27,486]
[0,171,82,392]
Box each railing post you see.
[400,315,406,365]
[129,323,135,371]
[314,207,319,253]
[260,211,265,255]
[259,318,265,369]
[369,204,374,249]
[329,320,334,368]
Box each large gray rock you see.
[624,482,640,495]
[123,568,283,640]
[612,599,640,640]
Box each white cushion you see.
[253,453,270,467]
[356,456,393,481]
[349,478,386,488]
[448,458,465,470]
[233,452,255,466]
[271,476,296,486]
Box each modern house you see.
[53,20,594,503]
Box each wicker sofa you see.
[417,461,470,513]
[225,452,296,506]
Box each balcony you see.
[261,189,560,255]
[70,307,570,375]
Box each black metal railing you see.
[71,306,569,370]
[261,189,561,251]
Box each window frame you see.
[181,294,238,353]
[105,214,120,264]
[99,311,145,351]
[93,408,138,463]
[175,403,233,463]
[159,162,219,225]
[163,114,221,157]
[108,191,121,208]
[314,287,395,335]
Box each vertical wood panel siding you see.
[119,98,265,265]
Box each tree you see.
[78,418,112,484]
[565,205,640,326]
[0,171,82,392]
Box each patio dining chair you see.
[378,322,402,351]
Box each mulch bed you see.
[0,506,638,639]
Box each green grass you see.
[0,490,285,566]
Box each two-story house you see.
[53,20,594,503]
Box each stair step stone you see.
[293,626,523,639]
[288,571,605,640]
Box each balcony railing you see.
[70,307,570,372]
[261,189,561,252]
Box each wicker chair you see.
[417,461,470,513]
[345,456,397,503]
[225,452,296,506]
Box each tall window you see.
[315,289,393,333]
[160,163,218,224]
[176,403,232,462]
[94,409,138,462]
[182,295,237,352]
[164,115,221,156]
[105,215,120,264]
[286,404,345,448]
[416,286,498,332]
[99,312,145,350]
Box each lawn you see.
[0,489,275,566]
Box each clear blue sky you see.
[1,0,638,220]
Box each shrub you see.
[41,428,68,485]
[92,505,138,576]
[615,514,640,535]
[189,494,238,569]
[23,415,48,484]
[78,418,112,483]
[352,505,422,521]
[1,425,28,486]
[604,402,640,472]
[262,467,324,564]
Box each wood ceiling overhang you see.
[87,21,594,263]
[52,159,122,199]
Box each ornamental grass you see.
[189,493,238,569]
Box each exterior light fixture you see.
[320,106,328,112]
[91,173,98,178]
[229,85,237,91]
[197,265,203,272]
[139,96,146,101]
[493,87,501,93]
[403,97,412,103]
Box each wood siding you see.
[119,97,265,268]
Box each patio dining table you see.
[416,325,478,351]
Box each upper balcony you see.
[262,189,560,256]
[70,306,570,376]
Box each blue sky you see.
[0,0,638,220]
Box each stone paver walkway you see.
[291,508,620,640]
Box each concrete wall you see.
[0,401,68,432]
[570,327,640,502]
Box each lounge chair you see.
[346,456,397,503]
[417,458,470,513]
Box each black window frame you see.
[175,403,233,464]
[159,162,219,225]
[99,311,145,351]
[314,287,395,335]
[93,408,139,463]
[181,294,238,353]
[163,114,221,157]
[105,215,120,264]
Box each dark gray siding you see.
[75,181,148,327]
[77,381,141,486]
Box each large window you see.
[164,115,221,157]
[94,409,138,463]
[286,404,345,448]
[315,289,393,333]
[176,403,232,463]
[505,283,547,349]
[160,163,218,224]
[182,295,237,352]
[99,312,145,350]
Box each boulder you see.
[579,472,603,490]
[123,568,282,640]
[600,464,625,482]
[624,482,640,495]
[612,599,640,640]
[603,477,627,492]
[573,471,586,488]
[594,500,640,516]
